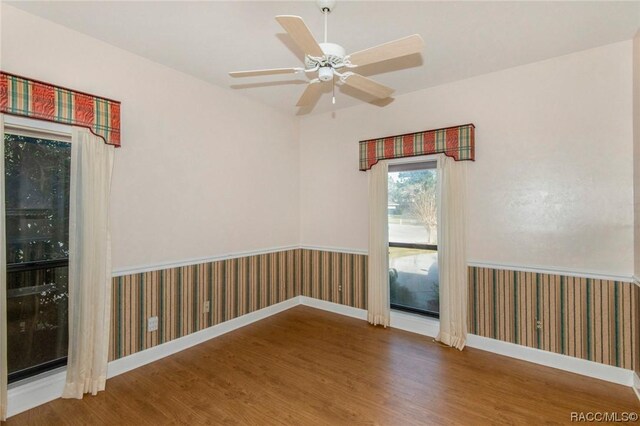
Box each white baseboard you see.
[7,295,639,419]
[466,334,635,387]
[299,296,367,320]
[390,310,440,338]
[6,369,66,418]
[298,297,439,339]
[6,297,300,418]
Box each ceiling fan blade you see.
[229,68,301,78]
[296,82,324,107]
[276,15,324,57]
[342,73,394,99]
[347,34,424,67]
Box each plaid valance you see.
[0,71,121,147]
[359,124,474,171]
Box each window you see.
[388,161,439,317]
[4,126,71,382]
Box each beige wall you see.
[1,6,300,271]
[300,41,634,277]
[633,30,640,380]
[1,5,635,279]
[634,30,640,280]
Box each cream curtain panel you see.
[0,115,7,421]
[367,160,390,327]
[436,155,468,350]
[62,127,114,399]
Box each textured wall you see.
[300,41,633,276]
[2,6,301,271]
[634,31,640,281]
[632,30,640,380]
[468,266,639,370]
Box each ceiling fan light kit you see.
[229,0,424,109]
[318,66,333,82]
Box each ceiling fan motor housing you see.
[320,42,345,59]
[305,42,346,70]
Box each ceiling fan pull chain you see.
[332,78,336,104]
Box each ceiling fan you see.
[229,0,424,108]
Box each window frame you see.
[388,156,440,319]
[3,115,73,384]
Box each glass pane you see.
[389,247,439,314]
[5,132,71,379]
[388,167,438,315]
[5,133,71,264]
[7,266,69,374]
[388,169,437,245]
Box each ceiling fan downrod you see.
[318,0,335,43]
[324,10,328,43]
[318,0,337,104]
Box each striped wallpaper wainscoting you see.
[636,282,640,378]
[299,249,368,309]
[108,246,640,375]
[468,266,639,370]
[109,249,300,360]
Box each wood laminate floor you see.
[7,306,639,425]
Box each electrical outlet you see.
[536,319,542,330]
[338,284,343,292]
[148,316,158,332]
[204,300,210,313]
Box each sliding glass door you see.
[4,130,71,382]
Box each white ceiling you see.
[7,1,640,115]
